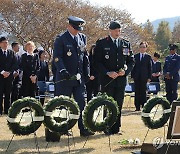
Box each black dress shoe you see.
[4,111,8,115]
[112,131,122,135]
[63,131,72,136]
[80,130,95,137]
[135,109,140,111]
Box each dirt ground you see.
[0,95,169,154]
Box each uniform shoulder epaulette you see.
[78,32,86,37]
[121,38,130,43]
[97,37,105,41]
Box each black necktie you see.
[114,39,117,47]
[141,54,144,61]
[74,36,78,45]
[3,51,7,57]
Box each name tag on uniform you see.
[66,45,73,48]
[104,48,110,50]
[172,59,177,61]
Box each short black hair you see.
[38,50,45,57]
[0,36,8,43]
[139,41,148,47]
[11,42,19,48]
[33,48,39,53]
[154,52,160,58]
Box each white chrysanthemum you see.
[76,73,81,80]
[134,138,140,145]
[128,138,134,144]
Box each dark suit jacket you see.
[94,36,134,87]
[163,54,180,82]
[53,30,90,86]
[20,53,40,78]
[0,49,17,79]
[89,51,98,78]
[131,53,152,81]
[151,61,161,82]
[38,60,49,81]
[13,54,22,86]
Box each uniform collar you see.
[26,52,34,56]
[170,53,176,58]
[153,60,157,64]
[140,52,146,55]
[2,49,8,53]
[68,30,78,39]
[109,35,118,42]
[109,35,119,47]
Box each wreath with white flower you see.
[141,97,171,129]
[44,96,80,135]
[7,97,44,135]
[83,93,119,132]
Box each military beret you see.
[169,44,178,50]
[0,36,8,42]
[109,21,121,30]
[68,16,85,31]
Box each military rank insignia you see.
[54,57,59,62]
[105,55,109,59]
[67,50,72,56]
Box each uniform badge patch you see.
[123,48,130,55]
[105,55,109,59]
[55,57,59,62]
[67,50,72,56]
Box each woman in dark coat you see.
[21,41,40,98]
[86,44,100,103]
[37,50,49,105]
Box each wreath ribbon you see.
[7,116,44,123]
[141,108,171,117]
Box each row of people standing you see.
[53,17,135,136]
[0,37,49,115]
[53,16,179,137]
[131,42,180,111]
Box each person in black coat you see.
[85,44,100,103]
[94,21,134,135]
[37,50,49,105]
[38,50,49,82]
[131,42,152,111]
[20,41,40,98]
[151,52,161,82]
[0,37,17,115]
[11,42,22,103]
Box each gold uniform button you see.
[55,58,59,62]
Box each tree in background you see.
[0,0,156,54]
[155,21,172,52]
[141,20,157,54]
[172,20,180,43]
